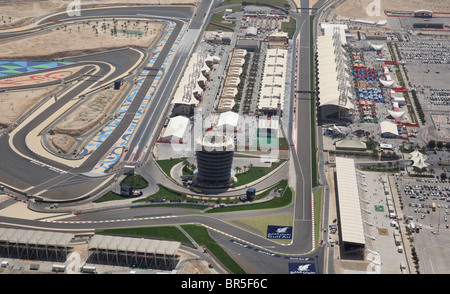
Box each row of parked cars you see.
[404,183,450,201]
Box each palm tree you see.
[235,166,242,174]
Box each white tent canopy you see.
[410,149,428,169]
[370,43,384,51]
[388,110,405,119]
[217,111,239,130]
[162,116,190,142]
[380,80,395,87]
[380,121,398,137]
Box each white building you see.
[380,121,399,138]
[258,48,288,115]
[161,116,190,143]
[217,111,240,131]
[316,29,354,120]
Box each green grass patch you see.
[156,158,185,178]
[228,214,293,244]
[133,184,185,203]
[206,23,234,32]
[117,29,142,35]
[281,16,296,39]
[313,187,322,248]
[208,180,291,213]
[94,191,125,203]
[181,224,246,274]
[234,160,284,187]
[120,174,148,189]
[210,10,236,28]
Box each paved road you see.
[0,0,332,274]
[288,0,314,255]
[121,0,219,165]
[0,5,192,201]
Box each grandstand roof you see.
[0,228,73,247]
[335,157,366,246]
[317,34,354,110]
[172,52,205,106]
[258,48,288,111]
[89,235,180,256]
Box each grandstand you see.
[316,26,354,122]
[258,47,288,116]
[171,51,215,117]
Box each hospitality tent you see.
[161,116,190,143]
[380,121,399,138]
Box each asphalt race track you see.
[0,0,331,274]
[0,5,191,201]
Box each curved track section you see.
[0,6,189,201]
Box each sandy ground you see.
[0,0,200,29]
[50,82,131,153]
[53,82,130,136]
[0,85,61,127]
[0,19,164,59]
[332,0,450,21]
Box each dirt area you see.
[49,82,130,154]
[53,82,130,137]
[332,0,450,21]
[51,134,77,154]
[0,19,164,59]
[0,85,61,128]
[178,250,219,274]
[0,0,200,29]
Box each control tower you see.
[194,133,235,188]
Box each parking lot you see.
[399,177,450,229]
[396,176,450,273]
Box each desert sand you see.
[0,19,164,59]
[0,0,200,29]
[332,0,450,21]
[0,86,61,128]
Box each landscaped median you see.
[155,157,287,188]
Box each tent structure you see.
[370,43,384,51]
[387,110,405,120]
[410,149,428,169]
[335,139,367,151]
[217,111,239,131]
[380,80,395,87]
[380,121,399,138]
[161,116,190,143]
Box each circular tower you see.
[194,133,235,187]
